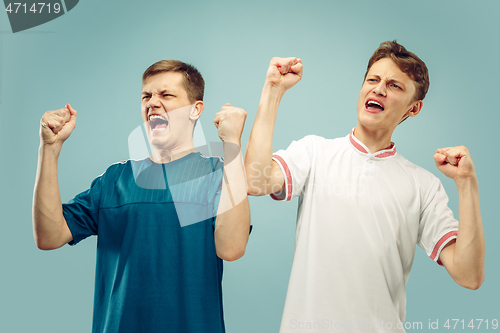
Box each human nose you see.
[373,81,387,96]
[147,93,162,109]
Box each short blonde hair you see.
[142,60,204,103]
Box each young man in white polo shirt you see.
[244,41,484,332]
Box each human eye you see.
[142,95,151,100]
[390,83,402,90]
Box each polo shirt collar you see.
[348,128,397,159]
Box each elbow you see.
[35,239,57,251]
[462,280,483,290]
[34,234,63,251]
[217,247,246,262]
[32,214,70,251]
[457,272,485,290]
[465,276,485,290]
[34,234,47,250]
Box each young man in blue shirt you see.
[33,60,251,333]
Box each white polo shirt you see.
[272,129,458,333]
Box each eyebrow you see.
[368,75,406,89]
[141,89,176,96]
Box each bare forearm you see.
[32,145,68,250]
[244,84,285,194]
[215,143,250,261]
[454,176,484,281]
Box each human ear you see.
[189,101,204,120]
[407,100,423,118]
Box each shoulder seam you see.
[200,154,224,163]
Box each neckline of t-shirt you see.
[347,128,397,159]
[146,151,199,166]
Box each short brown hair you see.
[142,60,204,103]
[364,41,429,101]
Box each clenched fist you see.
[213,103,247,146]
[265,57,303,92]
[434,146,476,181]
[40,103,77,147]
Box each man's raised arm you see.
[435,146,485,290]
[32,104,76,250]
[213,104,250,261]
[244,57,303,197]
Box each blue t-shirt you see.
[63,152,225,333]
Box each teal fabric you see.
[63,152,225,333]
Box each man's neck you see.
[150,145,197,164]
[353,123,395,154]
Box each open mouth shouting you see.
[365,99,385,113]
[148,114,169,133]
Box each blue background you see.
[1,0,499,332]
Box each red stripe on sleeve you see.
[271,155,293,201]
[430,230,458,265]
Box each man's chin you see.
[357,117,400,133]
[149,137,171,150]
[357,115,384,130]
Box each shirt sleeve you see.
[271,136,314,201]
[62,175,102,245]
[417,176,459,266]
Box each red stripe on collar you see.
[349,131,369,154]
[349,128,397,158]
